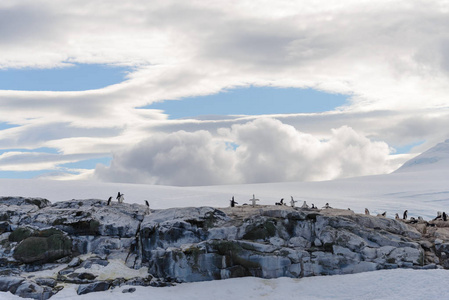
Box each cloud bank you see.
[1,1,449,183]
[95,119,396,186]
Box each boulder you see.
[77,281,111,295]
[13,228,72,264]
[0,276,24,293]
[15,281,53,300]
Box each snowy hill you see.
[395,139,449,173]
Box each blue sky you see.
[0,64,131,91]
[146,86,348,119]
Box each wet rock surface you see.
[1,196,449,299]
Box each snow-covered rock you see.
[0,197,448,299]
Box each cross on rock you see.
[250,194,259,207]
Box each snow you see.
[2,269,449,300]
[0,166,448,220]
[75,259,149,281]
[2,140,449,299]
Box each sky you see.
[1,0,449,186]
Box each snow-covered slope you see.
[396,139,449,172]
[1,160,448,219]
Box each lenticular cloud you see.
[95,118,395,186]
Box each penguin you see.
[365,208,370,215]
[395,213,400,220]
[443,212,447,221]
[382,211,387,217]
[230,196,238,208]
[311,204,316,209]
[117,192,124,204]
[290,196,298,208]
[322,203,331,209]
[144,200,150,215]
[301,201,309,209]
[276,198,285,206]
[403,210,408,220]
[107,196,112,206]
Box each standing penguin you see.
[403,210,408,220]
[144,200,150,215]
[395,213,400,220]
[230,196,238,208]
[365,208,370,215]
[290,196,298,208]
[301,201,309,209]
[443,212,447,221]
[117,192,124,203]
[107,196,112,206]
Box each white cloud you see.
[95,129,236,186]
[95,118,398,186]
[0,150,99,171]
[1,1,449,182]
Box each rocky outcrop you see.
[1,196,449,299]
[140,206,424,282]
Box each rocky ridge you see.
[1,197,448,299]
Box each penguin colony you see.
[104,192,448,225]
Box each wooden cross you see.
[250,194,259,207]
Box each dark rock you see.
[0,197,50,209]
[0,222,11,234]
[13,228,72,264]
[77,273,97,281]
[77,281,111,295]
[111,277,126,288]
[421,263,437,269]
[66,272,96,281]
[122,287,136,293]
[15,281,53,300]
[124,276,153,287]
[0,276,25,293]
[0,269,20,276]
[67,257,82,268]
[35,277,57,288]
[79,260,93,269]
[58,267,75,276]
[9,227,34,243]
[91,258,109,266]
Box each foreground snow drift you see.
[2,269,449,300]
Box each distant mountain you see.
[395,139,449,172]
